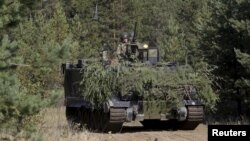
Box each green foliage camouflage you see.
[80,62,217,109]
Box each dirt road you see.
[37,107,208,141]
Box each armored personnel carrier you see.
[61,30,204,132]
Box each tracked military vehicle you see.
[61,28,204,132]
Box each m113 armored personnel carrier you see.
[61,30,204,132]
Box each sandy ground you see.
[35,107,208,141]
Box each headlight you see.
[143,44,148,49]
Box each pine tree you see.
[0,0,21,38]
[15,2,79,97]
[0,35,43,133]
[196,0,250,116]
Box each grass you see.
[1,106,209,141]
[32,107,105,141]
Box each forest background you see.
[0,0,249,136]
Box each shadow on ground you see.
[121,120,203,133]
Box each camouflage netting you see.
[80,62,218,109]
